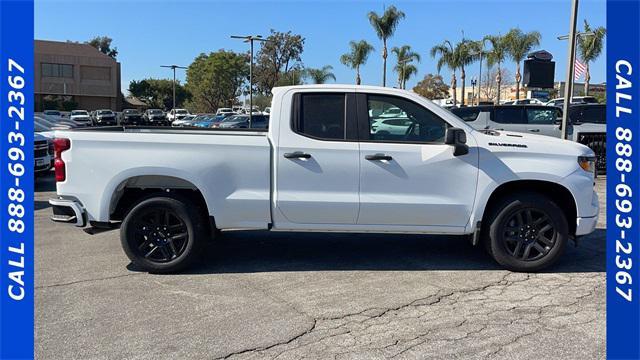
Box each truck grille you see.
[577,132,606,174]
[35,140,49,158]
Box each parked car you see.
[121,109,144,126]
[43,110,62,117]
[50,85,598,274]
[171,113,205,127]
[450,104,606,173]
[34,132,53,175]
[216,108,235,116]
[370,118,412,136]
[213,114,269,129]
[35,114,77,130]
[69,110,92,126]
[143,109,168,126]
[167,109,190,122]
[263,107,271,115]
[545,96,599,107]
[91,109,117,126]
[189,114,219,128]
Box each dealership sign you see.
[607,0,640,358]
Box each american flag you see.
[574,59,587,81]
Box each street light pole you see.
[231,35,269,128]
[160,65,187,111]
[559,0,579,140]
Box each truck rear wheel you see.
[120,195,206,273]
[485,193,568,272]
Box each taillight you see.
[53,138,71,182]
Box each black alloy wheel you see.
[500,208,557,262]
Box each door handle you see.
[495,128,504,131]
[529,129,540,132]
[284,151,311,159]
[365,154,393,161]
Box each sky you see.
[35,0,607,95]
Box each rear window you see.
[451,107,481,122]
[295,93,345,140]
[494,107,525,124]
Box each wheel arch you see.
[106,174,213,225]
[479,180,578,236]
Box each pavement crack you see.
[36,273,144,289]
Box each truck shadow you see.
[153,228,605,275]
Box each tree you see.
[254,30,305,94]
[481,67,512,103]
[484,34,508,103]
[430,40,459,105]
[368,5,405,87]
[454,39,477,106]
[412,74,450,99]
[577,20,606,95]
[504,28,541,100]
[391,45,420,89]
[86,36,118,59]
[304,65,336,84]
[185,50,249,113]
[128,78,190,110]
[340,40,375,85]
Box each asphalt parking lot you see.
[35,173,606,360]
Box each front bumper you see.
[576,190,599,236]
[49,198,86,227]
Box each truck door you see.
[356,92,479,228]
[274,91,361,225]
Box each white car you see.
[371,118,411,135]
[216,108,234,116]
[263,107,271,115]
[50,85,598,273]
[545,96,599,107]
[69,110,91,126]
[167,109,190,122]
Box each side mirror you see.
[445,127,469,156]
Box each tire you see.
[484,193,568,272]
[120,195,207,273]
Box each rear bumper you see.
[49,198,86,227]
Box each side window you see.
[581,107,606,123]
[295,93,346,140]
[451,107,481,122]
[526,108,557,125]
[367,95,448,143]
[493,107,525,124]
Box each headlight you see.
[578,156,596,173]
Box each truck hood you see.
[473,129,594,157]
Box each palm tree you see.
[340,40,375,85]
[304,65,336,84]
[577,20,606,95]
[392,45,421,89]
[454,39,477,106]
[430,40,459,105]
[484,34,508,103]
[466,39,490,104]
[397,64,418,89]
[504,28,541,100]
[368,5,405,87]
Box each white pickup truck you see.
[50,85,599,273]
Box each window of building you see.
[41,63,73,78]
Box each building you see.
[449,81,605,105]
[35,40,122,111]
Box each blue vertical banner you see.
[0,0,35,359]
[607,0,640,359]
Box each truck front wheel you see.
[120,195,206,273]
[485,193,569,272]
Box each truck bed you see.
[54,127,272,229]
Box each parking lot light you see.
[160,64,187,113]
[231,35,270,128]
